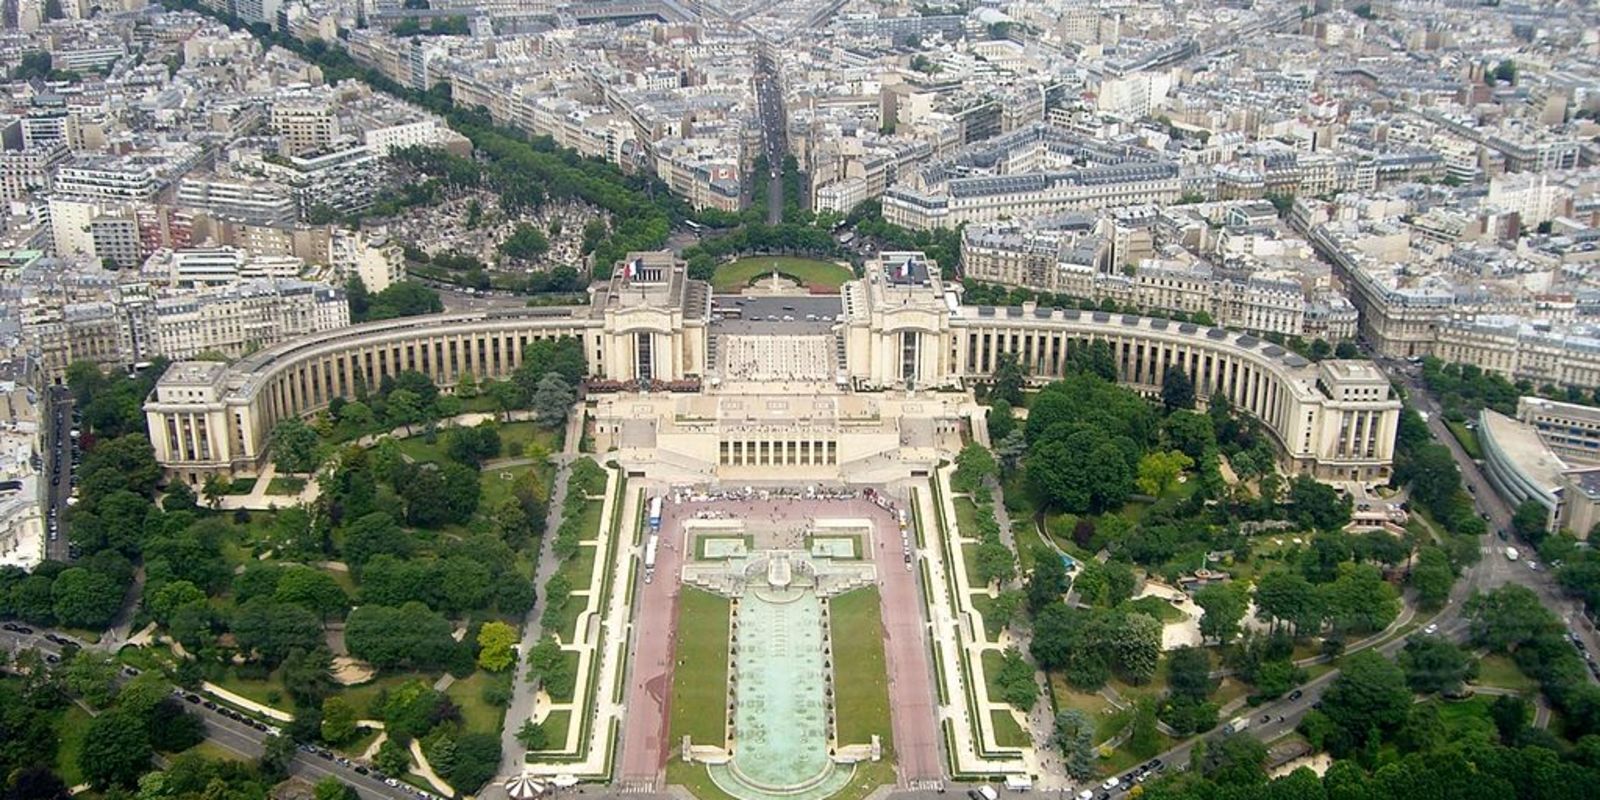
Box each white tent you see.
[504,774,545,799]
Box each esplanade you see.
[145,250,1400,483]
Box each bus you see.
[683,219,704,232]
[648,496,663,532]
[644,534,660,584]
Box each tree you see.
[273,566,349,621]
[163,481,197,512]
[992,649,1039,709]
[61,652,121,709]
[231,597,323,666]
[1493,58,1517,84]
[270,417,322,474]
[314,776,359,800]
[1335,341,1359,359]
[1026,545,1068,613]
[1410,546,1455,609]
[1489,694,1529,743]
[1399,635,1473,695]
[516,720,549,751]
[445,732,502,792]
[975,540,1017,587]
[1289,476,1351,531]
[386,389,424,433]
[1512,499,1549,546]
[1161,365,1195,412]
[1136,449,1193,496]
[530,373,574,427]
[345,602,459,670]
[1201,734,1268,786]
[375,737,410,776]
[1167,645,1213,702]
[51,568,122,629]
[321,696,358,744]
[1319,650,1411,748]
[1053,709,1095,779]
[1254,571,1324,636]
[1195,582,1247,645]
[342,511,411,568]
[953,443,997,493]
[1468,585,1558,652]
[201,475,231,509]
[991,353,1025,406]
[477,620,519,672]
[1321,563,1400,634]
[79,710,152,789]
[1128,696,1160,758]
[1162,410,1215,460]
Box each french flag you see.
[625,257,643,279]
[898,257,914,278]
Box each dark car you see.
[1288,690,1303,701]
[2,622,21,632]
[184,694,201,704]
[354,766,370,775]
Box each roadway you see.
[0,627,428,800]
[1381,356,1600,656]
[41,385,73,562]
[754,54,785,225]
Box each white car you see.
[1424,623,1438,635]
[1077,791,1094,800]
[1102,776,1121,791]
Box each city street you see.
[41,385,73,562]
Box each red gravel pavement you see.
[618,505,686,787]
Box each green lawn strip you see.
[666,760,740,800]
[970,594,1004,641]
[829,587,894,754]
[444,671,508,735]
[990,709,1032,748]
[980,649,1009,705]
[1446,421,1484,460]
[1011,516,1044,572]
[1050,675,1119,745]
[953,497,981,539]
[266,476,307,495]
[1097,731,1173,777]
[210,668,290,711]
[960,542,983,589]
[182,739,250,762]
[711,256,853,292]
[54,704,94,786]
[1474,654,1538,693]
[338,672,437,718]
[669,587,730,746]
[534,709,571,751]
[809,533,864,559]
[496,421,563,459]
[1432,696,1498,741]
[480,463,535,509]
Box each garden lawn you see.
[669,587,731,746]
[953,497,983,539]
[711,256,853,292]
[338,672,437,718]
[535,709,571,751]
[496,421,563,459]
[981,650,1010,705]
[53,705,93,787]
[266,476,306,495]
[990,710,1032,749]
[1475,654,1538,693]
[829,587,894,753]
[1050,675,1119,745]
[1433,696,1498,741]
[970,594,1006,641]
[480,463,536,511]
[1447,421,1484,460]
[445,671,508,735]
[211,668,289,711]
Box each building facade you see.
[146,251,1401,483]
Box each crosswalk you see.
[618,780,659,794]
